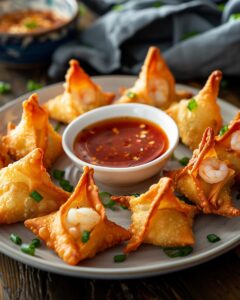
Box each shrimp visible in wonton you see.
[167,71,223,150]
[25,167,130,265]
[0,148,69,224]
[165,128,239,217]
[116,47,192,109]
[2,94,63,168]
[215,113,240,182]
[43,60,115,124]
[112,177,197,254]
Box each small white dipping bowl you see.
[62,103,179,186]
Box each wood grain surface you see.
[0,64,240,300]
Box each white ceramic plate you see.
[0,76,239,279]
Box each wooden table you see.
[0,64,240,300]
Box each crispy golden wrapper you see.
[25,166,131,265]
[112,177,197,253]
[2,94,63,168]
[0,148,69,224]
[166,128,239,217]
[116,47,192,109]
[0,141,12,169]
[167,71,223,150]
[43,60,115,124]
[215,113,240,181]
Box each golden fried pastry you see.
[0,141,12,169]
[2,94,63,168]
[0,148,69,224]
[112,177,197,253]
[116,47,192,109]
[167,70,223,150]
[166,128,239,217]
[43,60,115,124]
[215,113,240,181]
[25,166,130,265]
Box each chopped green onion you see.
[99,191,116,209]
[153,1,163,8]
[178,195,194,205]
[54,122,62,132]
[181,31,199,41]
[24,21,38,29]
[27,80,43,92]
[0,82,11,94]
[207,234,221,243]
[21,243,35,256]
[78,3,87,16]
[121,204,128,210]
[219,125,228,136]
[217,3,225,12]
[53,169,65,180]
[112,4,124,11]
[10,234,22,245]
[81,230,90,243]
[179,157,190,166]
[163,246,193,258]
[126,91,137,99]
[59,179,73,192]
[114,254,127,263]
[230,13,240,21]
[187,98,198,111]
[30,190,43,202]
[31,238,41,248]
[131,193,140,197]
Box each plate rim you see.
[0,75,239,279]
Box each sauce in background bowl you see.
[74,117,169,168]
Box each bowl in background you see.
[0,0,79,66]
[62,103,179,186]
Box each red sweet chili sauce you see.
[73,117,169,168]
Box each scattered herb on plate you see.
[178,195,194,205]
[0,82,11,94]
[21,243,36,256]
[10,234,22,245]
[187,98,198,111]
[24,21,38,29]
[163,246,193,258]
[59,179,74,192]
[27,80,43,92]
[114,254,127,263]
[219,125,228,136]
[99,191,116,209]
[53,169,65,180]
[179,156,190,166]
[54,122,63,132]
[30,190,43,202]
[81,231,90,243]
[207,234,221,243]
[31,238,41,248]
[127,91,137,99]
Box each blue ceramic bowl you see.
[0,0,79,66]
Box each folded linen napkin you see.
[48,0,240,80]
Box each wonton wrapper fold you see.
[43,60,115,124]
[2,94,63,168]
[25,166,130,265]
[116,47,192,109]
[166,128,239,217]
[112,177,197,253]
[0,148,69,224]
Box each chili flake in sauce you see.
[74,117,169,168]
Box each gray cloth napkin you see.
[49,0,240,80]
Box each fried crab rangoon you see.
[25,166,131,265]
[167,70,223,150]
[0,142,12,169]
[43,60,115,124]
[0,148,69,224]
[215,113,240,181]
[116,47,192,109]
[166,128,240,217]
[2,94,63,168]
[112,177,197,254]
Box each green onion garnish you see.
[30,190,43,202]
[54,122,62,132]
[153,1,163,8]
[31,238,41,248]
[219,125,228,136]
[21,244,35,256]
[163,246,193,258]
[187,98,198,111]
[53,169,65,180]
[217,3,225,12]
[59,179,73,192]
[0,82,11,94]
[112,4,124,11]
[81,231,90,243]
[113,254,127,263]
[230,13,240,21]
[27,80,43,92]
[131,193,140,197]
[24,21,38,29]
[99,191,116,209]
[10,234,22,245]
[121,204,128,210]
[179,157,190,166]
[181,31,199,41]
[78,3,87,16]
[178,195,194,205]
[127,91,137,99]
[207,234,221,243]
